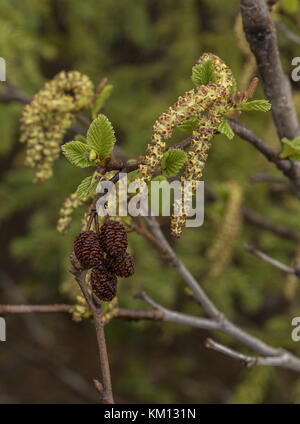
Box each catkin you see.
[20,71,94,183]
[206,182,243,281]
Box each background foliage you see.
[1,0,300,403]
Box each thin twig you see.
[277,21,300,46]
[205,338,289,368]
[70,254,114,404]
[242,207,300,241]
[245,242,300,276]
[0,304,72,315]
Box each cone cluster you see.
[73,220,134,302]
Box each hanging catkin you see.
[20,71,94,183]
[206,181,243,281]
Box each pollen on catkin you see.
[57,192,86,234]
[170,54,235,237]
[20,71,94,183]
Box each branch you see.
[229,120,300,195]
[242,206,300,241]
[0,303,72,315]
[70,254,114,404]
[240,0,300,140]
[245,242,300,276]
[277,21,300,46]
[205,338,290,368]
[138,216,300,373]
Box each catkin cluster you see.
[138,53,235,237]
[73,219,134,302]
[20,71,94,183]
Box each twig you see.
[205,338,289,368]
[137,216,300,373]
[70,255,114,404]
[230,120,300,196]
[0,304,72,315]
[245,242,300,276]
[277,21,300,46]
[116,308,163,321]
[240,0,300,140]
[242,206,300,241]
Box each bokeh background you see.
[1,0,300,403]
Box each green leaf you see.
[280,136,300,160]
[161,149,187,177]
[74,134,87,143]
[218,120,235,140]
[191,60,216,86]
[237,100,271,112]
[91,85,113,119]
[178,117,198,133]
[61,141,93,168]
[76,175,98,200]
[280,0,298,14]
[86,114,116,159]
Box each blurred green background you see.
[1,0,300,404]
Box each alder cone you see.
[106,252,135,278]
[91,265,117,302]
[74,230,104,269]
[99,220,128,256]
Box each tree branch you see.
[242,206,300,241]
[0,303,72,315]
[138,216,300,373]
[70,254,114,404]
[240,0,300,140]
[245,242,300,276]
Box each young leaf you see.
[237,100,271,112]
[74,134,87,143]
[280,137,300,160]
[178,117,198,133]
[161,149,187,177]
[87,114,116,159]
[76,175,98,200]
[61,141,93,168]
[91,85,113,119]
[191,60,216,86]
[218,120,234,140]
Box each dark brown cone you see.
[74,230,104,269]
[91,265,117,302]
[106,252,135,278]
[99,220,128,256]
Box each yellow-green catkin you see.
[20,71,94,183]
[100,297,119,325]
[206,181,243,281]
[57,192,86,234]
[171,54,235,237]
[138,53,233,185]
